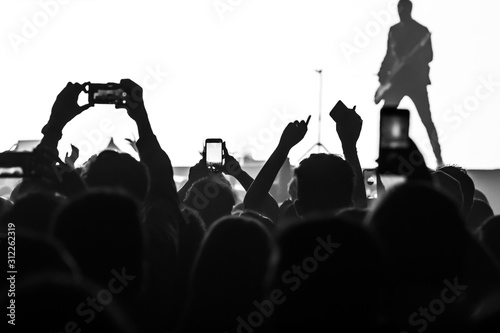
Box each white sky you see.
[1,0,499,169]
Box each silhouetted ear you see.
[294,199,304,217]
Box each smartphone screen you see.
[205,139,223,167]
[88,83,126,105]
[94,89,125,104]
[380,108,410,149]
[378,108,410,175]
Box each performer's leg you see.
[409,86,444,166]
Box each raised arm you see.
[221,146,279,221]
[117,79,182,329]
[40,82,91,156]
[35,82,90,196]
[117,79,178,205]
[332,105,367,209]
[243,117,309,222]
[177,159,209,202]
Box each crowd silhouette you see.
[0,76,499,333]
[0,1,499,329]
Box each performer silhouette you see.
[377,0,443,166]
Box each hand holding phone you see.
[329,100,351,123]
[204,139,225,172]
[44,82,92,134]
[379,108,410,150]
[378,107,410,175]
[330,101,362,146]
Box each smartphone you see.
[204,139,224,171]
[329,100,352,122]
[378,108,410,175]
[363,168,378,199]
[87,83,127,106]
[379,108,410,150]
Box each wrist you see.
[42,123,63,137]
[131,108,149,124]
[342,143,357,153]
[231,168,246,179]
[135,114,153,135]
[276,141,293,154]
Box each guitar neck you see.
[407,33,430,59]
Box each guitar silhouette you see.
[374,32,431,104]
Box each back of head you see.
[294,154,354,216]
[81,150,149,202]
[182,215,272,331]
[367,182,469,279]
[336,206,369,225]
[439,165,475,219]
[183,176,236,228]
[9,177,58,203]
[366,182,482,329]
[0,272,138,332]
[3,192,63,235]
[178,206,206,274]
[269,215,387,331]
[239,209,276,232]
[0,232,80,290]
[52,190,143,292]
[432,170,464,212]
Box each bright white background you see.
[1,0,499,169]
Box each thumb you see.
[80,103,93,113]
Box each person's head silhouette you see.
[294,154,354,216]
[398,0,413,23]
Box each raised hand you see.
[64,144,79,169]
[335,106,362,148]
[125,138,139,153]
[330,103,367,208]
[116,78,148,123]
[278,116,311,151]
[43,82,91,133]
[221,145,243,177]
[189,159,210,182]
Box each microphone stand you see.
[299,69,330,160]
